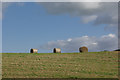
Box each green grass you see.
[2,51,119,78]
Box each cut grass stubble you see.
[2,52,119,78]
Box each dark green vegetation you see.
[2,52,119,78]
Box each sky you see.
[2,2,118,53]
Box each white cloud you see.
[82,15,97,23]
[108,34,116,38]
[67,38,72,42]
[81,2,100,9]
[102,34,116,38]
[40,34,118,52]
[92,42,97,45]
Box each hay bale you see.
[79,46,88,53]
[30,49,38,53]
[53,48,61,53]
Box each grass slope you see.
[2,52,119,78]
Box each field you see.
[2,52,119,78]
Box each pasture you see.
[2,52,119,78]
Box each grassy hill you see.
[2,51,119,78]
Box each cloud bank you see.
[40,2,118,26]
[40,34,118,52]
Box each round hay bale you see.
[79,46,88,53]
[53,48,61,53]
[30,48,38,53]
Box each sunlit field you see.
[2,51,119,78]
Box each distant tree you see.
[114,49,120,51]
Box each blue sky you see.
[2,2,118,53]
